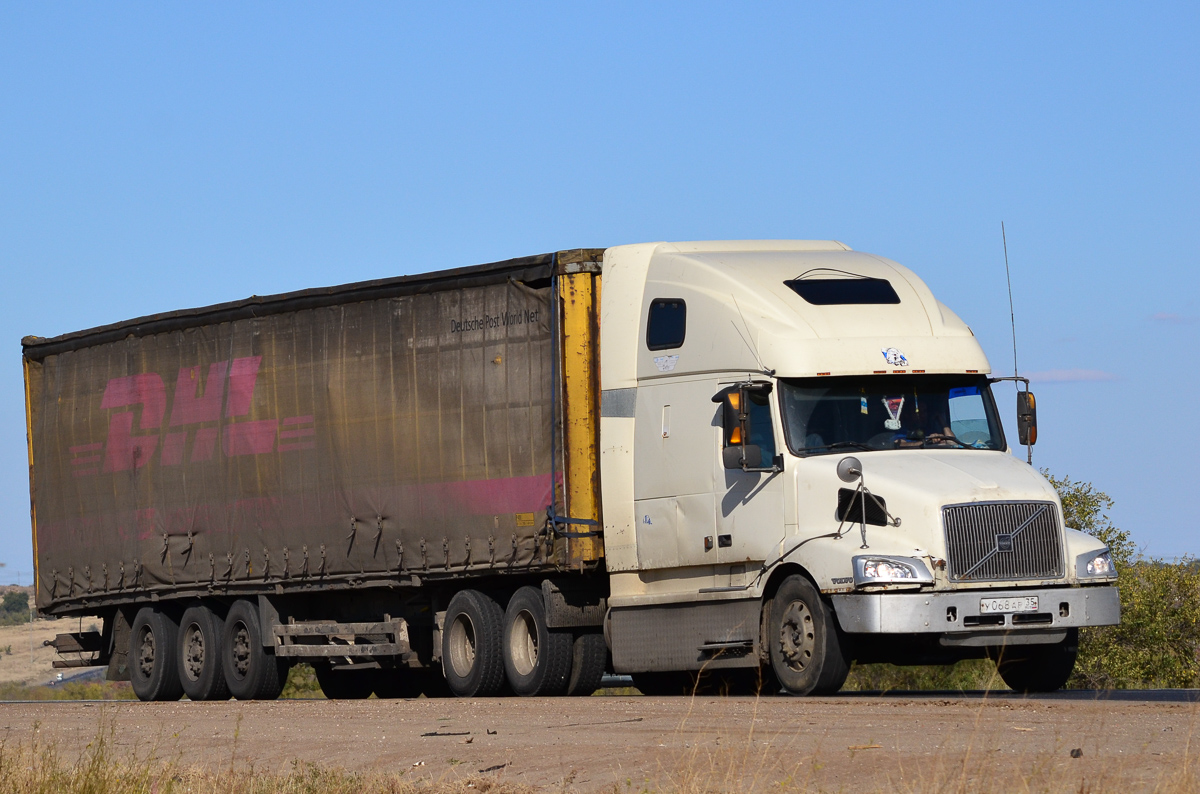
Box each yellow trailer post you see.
[556,250,604,567]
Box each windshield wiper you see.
[921,434,967,449]
[801,440,873,454]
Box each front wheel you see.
[990,628,1078,693]
[767,575,850,696]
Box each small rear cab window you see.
[646,299,686,350]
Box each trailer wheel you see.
[222,599,286,700]
[177,605,230,701]
[442,589,506,697]
[990,628,1078,693]
[565,632,608,696]
[767,575,850,696]
[129,608,184,702]
[315,665,374,699]
[502,586,572,697]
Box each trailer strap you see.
[545,507,602,538]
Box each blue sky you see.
[1,3,1197,581]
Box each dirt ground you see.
[1,692,1197,792]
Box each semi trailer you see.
[21,240,1120,700]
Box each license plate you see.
[979,596,1039,614]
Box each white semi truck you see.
[25,240,1119,699]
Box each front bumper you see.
[832,586,1119,643]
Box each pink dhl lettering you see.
[76,357,313,476]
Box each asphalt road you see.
[1,692,1197,791]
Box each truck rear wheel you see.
[503,586,572,697]
[315,665,374,699]
[129,607,184,702]
[442,589,506,697]
[767,575,850,696]
[991,628,1078,693]
[177,604,230,701]
[222,599,286,700]
[566,632,608,696]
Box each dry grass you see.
[0,715,535,794]
[2,699,1200,793]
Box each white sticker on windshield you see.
[882,347,908,367]
[882,396,904,430]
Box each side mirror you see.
[723,444,762,470]
[1017,391,1037,446]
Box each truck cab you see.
[597,240,1119,694]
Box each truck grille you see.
[942,501,1064,582]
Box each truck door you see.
[633,379,719,570]
[713,383,786,569]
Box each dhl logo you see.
[68,356,314,477]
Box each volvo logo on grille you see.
[995,533,1015,552]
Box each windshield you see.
[779,375,1006,455]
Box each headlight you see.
[852,555,934,587]
[1076,549,1117,579]
[863,560,916,579]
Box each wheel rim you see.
[230,622,252,680]
[509,609,539,677]
[183,622,205,682]
[778,599,815,673]
[448,612,477,678]
[136,625,156,679]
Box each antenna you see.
[1002,221,1018,381]
[996,222,1033,465]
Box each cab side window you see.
[746,390,777,460]
[646,299,686,350]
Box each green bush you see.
[1047,471,1200,689]
[0,590,30,626]
[280,662,325,698]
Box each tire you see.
[221,599,286,700]
[502,586,572,697]
[129,607,184,702]
[315,665,375,699]
[565,632,608,696]
[991,628,1078,693]
[177,604,230,701]
[442,589,506,697]
[767,575,850,696]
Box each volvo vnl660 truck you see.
[23,240,1119,700]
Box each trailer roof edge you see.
[22,252,557,361]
